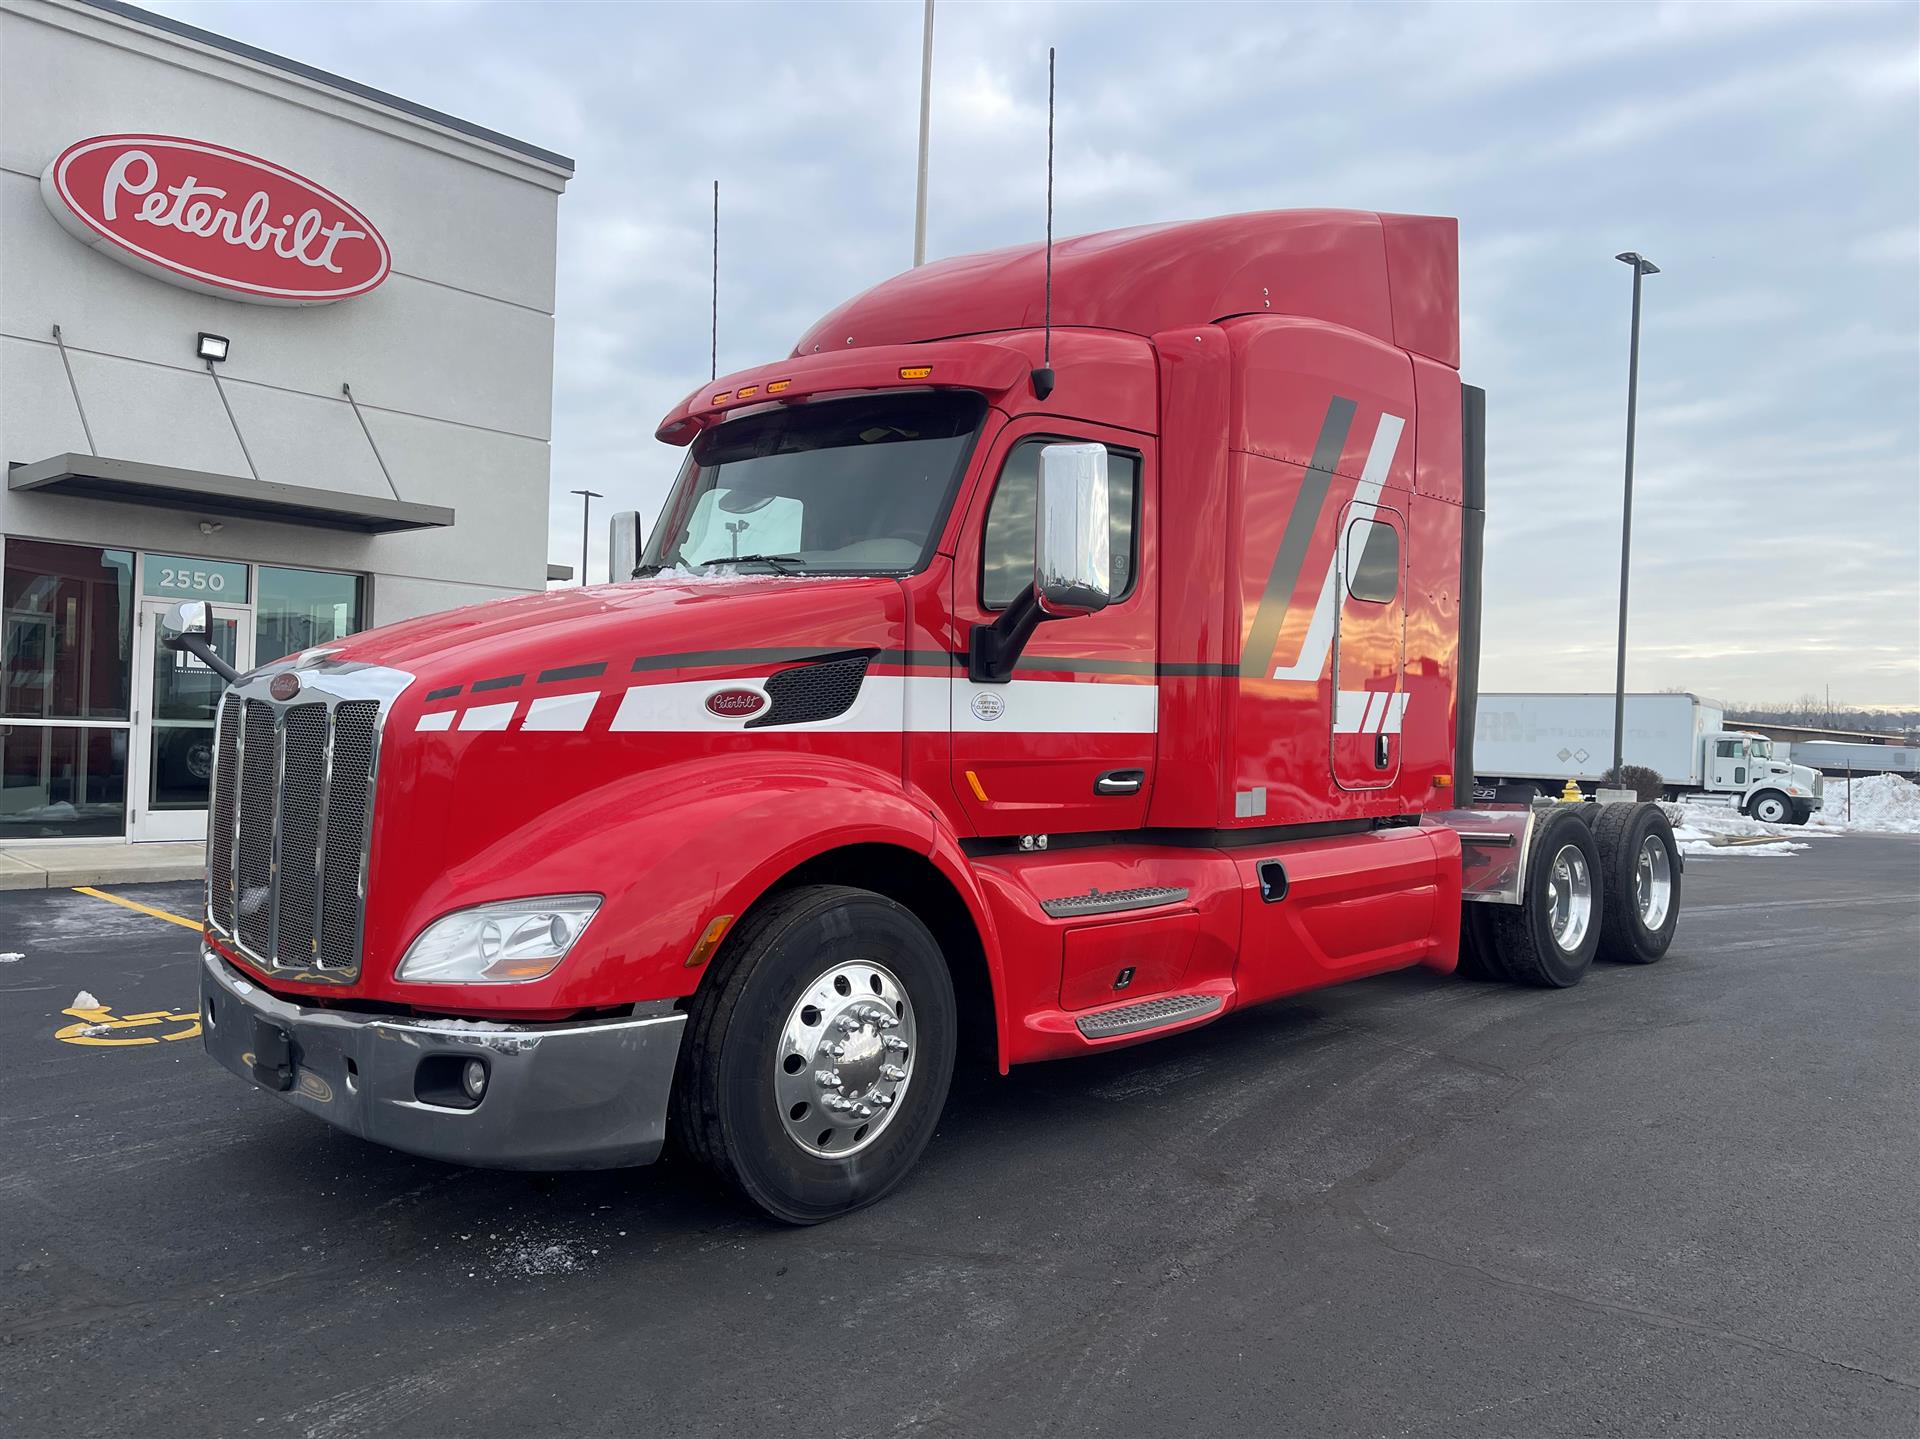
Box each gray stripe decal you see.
[538,661,608,684]
[1238,396,1356,679]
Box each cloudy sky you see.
[155,0,1920,706]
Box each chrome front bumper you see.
[200,950,685,1171]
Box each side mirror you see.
[159,599,241,684]
[160,599,210,643]
[1034,442,1111,618]
[609,510,645,581]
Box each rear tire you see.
[670,884,956,1224]
[1592,802,1681,964]
[1478,808,1604,988]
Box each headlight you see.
[396,895,601,984]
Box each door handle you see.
[1374,734,1390,770]
[1095,769,1145,796]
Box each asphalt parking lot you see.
[1,835,1915,1438]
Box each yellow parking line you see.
[72,886,200,931]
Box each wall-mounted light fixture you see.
[196,332,231,363]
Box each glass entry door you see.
[129,601,250,842]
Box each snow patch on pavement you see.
[1667,773,1919,857]
[0,952,23,963]
[70,990,100,1009]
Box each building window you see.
[0,724,128,839]
[255,567,364,663]
[2,540,134,720]
[981,440,1140,611]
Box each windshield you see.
[643,391,987,575]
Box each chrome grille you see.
[320,702,378,970]
[276,706,327,968]
[204,662,409,982]
[207,695,239,933]
[236,701,276,957]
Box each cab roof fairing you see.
[791,209,1460,372]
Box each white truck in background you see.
[1475,692,1825,824]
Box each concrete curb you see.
[0,846,205,891]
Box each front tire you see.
[1748,790,1791,824]
[671,884,956,1224]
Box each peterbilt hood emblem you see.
[705,688,766,719]
[269,673,301,701]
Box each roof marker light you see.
[766,379,792,393]
[710,391,731,406]
[899,365,933,380]
[736,385,759,399]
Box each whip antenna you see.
[710,179,719,381]
[1031,46,1056,401]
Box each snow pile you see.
[1808,773,1920,835]
[70,990,100,1010]
[0,952,23,963]
[1663,804,1811,859]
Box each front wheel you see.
[671,884,957,1224]
[1748,790,1791,824]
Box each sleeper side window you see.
[981,439,1139,611]
[1344,515,1400,603]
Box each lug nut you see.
[880,1063,906,1082]
[814,1069,842,1088]
[837,1016,860,1033]
[882,1036,908,1053]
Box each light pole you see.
[913,0,934,267]
[1611,251,1659,782]
[571,488,603,585]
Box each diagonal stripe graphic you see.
[1239,395,1357,679]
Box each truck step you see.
[1075,993,1224,1039]
[1040,884,1191,919]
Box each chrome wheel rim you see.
[774,959,916,1159]
[1636,834,1673,930]
[1545,843,1593,953]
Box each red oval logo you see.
[705,688,766,719]
[40,135,391,305]
[269,673,301,702]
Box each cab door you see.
[1708,737,1748,791]
[950,422,1157,835]
[1330,499,1405,790]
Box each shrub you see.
[1602,764,1665,802]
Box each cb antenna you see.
[710,179,719,381]
[1030,46,1056,401]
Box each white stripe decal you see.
[416,710,454,732]
[1334,690,1410,735]
[1272,412,1404,682]
[457,701,517,732]
[600,675,1154,735]
[521,691,599,732]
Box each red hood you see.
[304,574,909,694]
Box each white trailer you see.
[1474,692,1826,824]
[1789,740,1920,777]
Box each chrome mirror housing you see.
[160,599,211,641]
[1033,442,1111,618]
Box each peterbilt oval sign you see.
[705,688,767,719]
[39,135,391,305]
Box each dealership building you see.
[0,0,572,844]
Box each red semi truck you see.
[178,210,1684,1222]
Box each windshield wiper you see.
[711,553,804,573]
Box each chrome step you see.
[1075,993,1224,1039]
[1040,884,1190,919]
